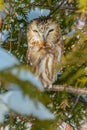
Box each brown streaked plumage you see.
[26,18,64,88]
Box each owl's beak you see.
[42,35,45,41]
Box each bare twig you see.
[69,95,81,114]
[61,6,77,10]
[71,95,87,105]
[45,85,87,95]
[47,0,65,18]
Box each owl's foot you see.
[44,84,53,89]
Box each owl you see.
[26,18,64,88]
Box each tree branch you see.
[45,85,87,95]
[71,95,87,105]
[47,0,65,18]
[69,95,80,113]
[60,6,77,10]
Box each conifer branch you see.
[45,85,87,95]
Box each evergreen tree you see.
[0,0,87,129]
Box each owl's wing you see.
[26,49,31,65]
[57,37,64,62]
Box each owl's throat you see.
[43,42,52,49]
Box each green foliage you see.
[32,120,58,130]
[78,0,87,11]
[0,65,50,104]
[0,0,87,129]
[0,0,5,10]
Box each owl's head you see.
[27,18,61,46]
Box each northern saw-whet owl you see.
[26,18,64,88]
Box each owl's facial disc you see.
[30,19,56,43]
[39,28,54,42]
[32,30,46,41]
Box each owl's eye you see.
[33,30,38,32]
[49,29,54,32]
